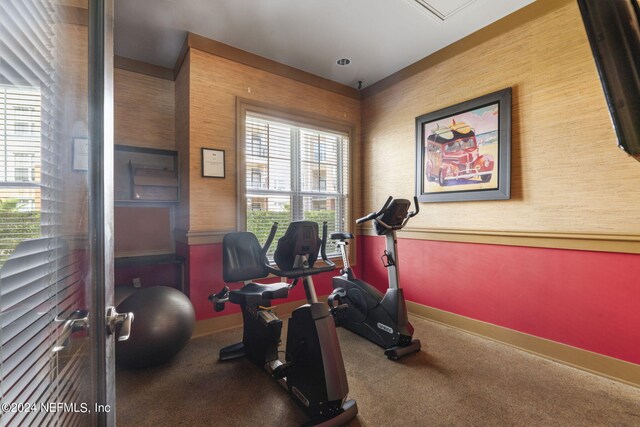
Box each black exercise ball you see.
[114,285,137,308]
[116,286,195,369]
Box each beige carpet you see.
[116,315,640,426]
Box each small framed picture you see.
[72,137,89,171]
[202,148,225,178]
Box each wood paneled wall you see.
[179,48,361,235]
[113,68,176,255]
[362,0,640,237]
[114,68,175,150]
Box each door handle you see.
[52,309,90,352]
[106,306,134,341]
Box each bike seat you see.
[331,232,353,241]
[229,282,290,305]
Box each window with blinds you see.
[0,85,42,266]
[245,114,349,257]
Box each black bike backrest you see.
[222,232,269,283]
[374,199,410,235]
[273,221,321,271]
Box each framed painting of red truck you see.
[415,88,511,203]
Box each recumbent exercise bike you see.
[209,220,358,426]
[328,196,421,360]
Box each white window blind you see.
[245,114,349,257]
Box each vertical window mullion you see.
[291,127,302,221]
[2,88,6,182]
[337,135,344,232]
[316,134,321,191]
[266,124,270,191]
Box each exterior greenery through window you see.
[245,113,349,257]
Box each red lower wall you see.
[175,235,639,365]
[359,235,640,366]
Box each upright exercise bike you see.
[209,221,358,426]
[328,196,421,360]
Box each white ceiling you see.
[114,0,535,89]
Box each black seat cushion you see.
[223,232,269,283]
[273,221,321,271]
[229,282,290,305]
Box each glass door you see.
[0,1,120,425]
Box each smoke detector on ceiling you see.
[410,0,479,21]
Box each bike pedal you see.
[332,303,349,325]
[272,362,294,380]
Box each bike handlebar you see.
[262,222,279,259]
[356,196,392,224]
[320,221,329,261]
[264,260,336,278]
[408,196,420,218]
[356,196,420,228]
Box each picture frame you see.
[415,87,511,203]
[72,137,89,171]
[202,148,225,178]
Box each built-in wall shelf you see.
[114,145,179,203]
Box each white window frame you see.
[236,99,354,259]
